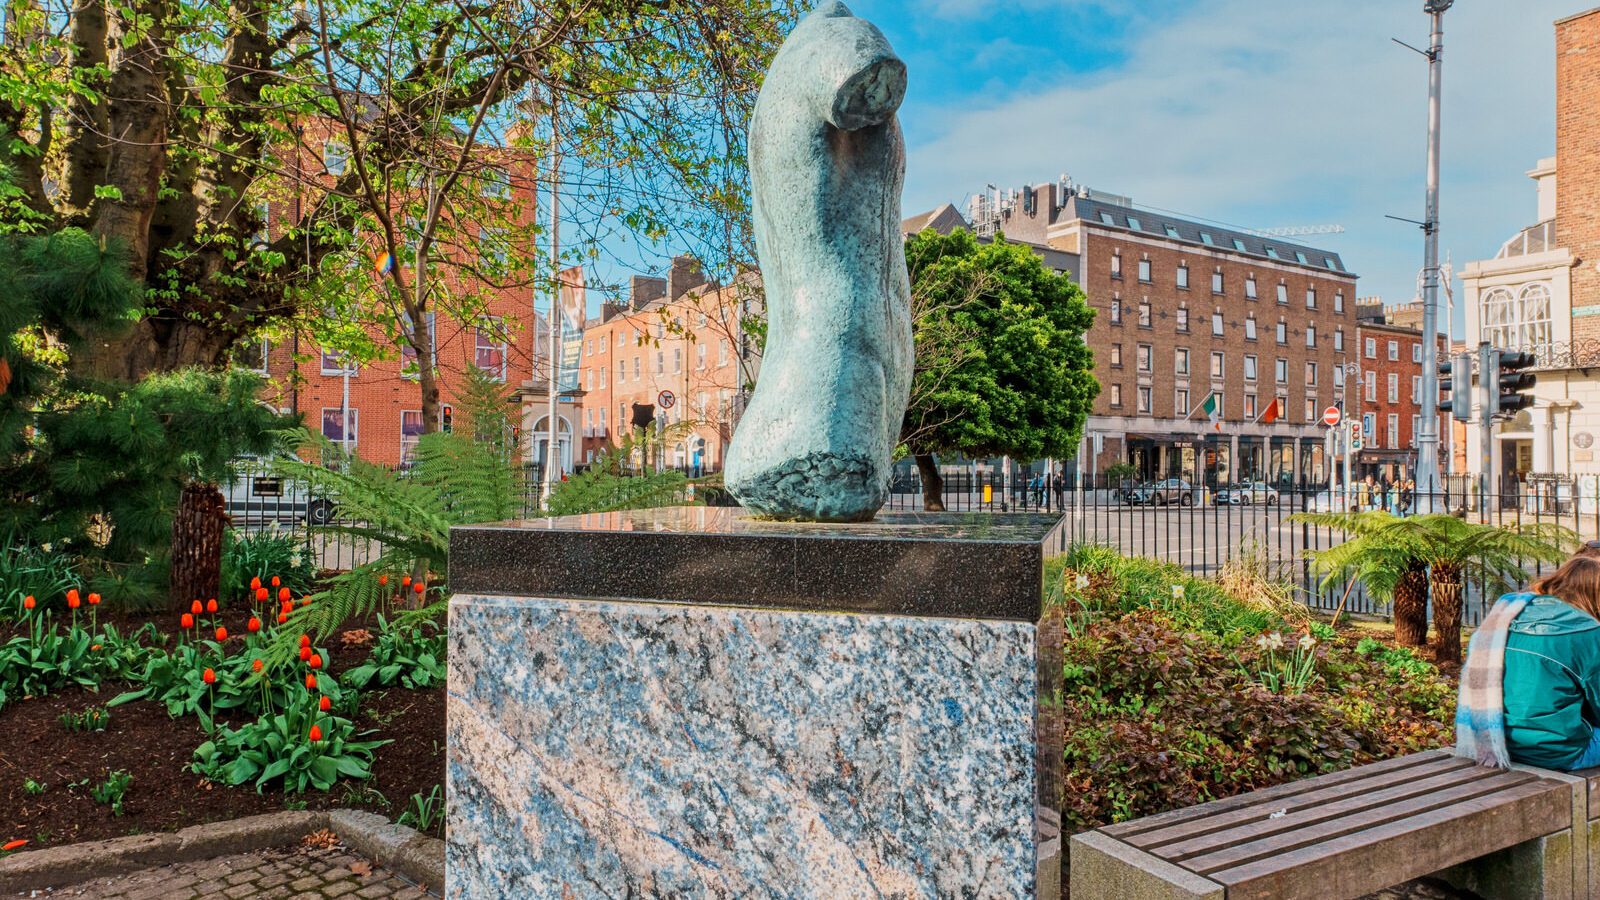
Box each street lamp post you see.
[1414,0,1453,510]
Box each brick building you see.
[1458,6,1600,483]
[1348,321,1451,479]
[913,180,1361,488]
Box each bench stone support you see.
[1069,830,1224,900]
[1434,765,1587,900]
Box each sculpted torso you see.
[724,1,912,522]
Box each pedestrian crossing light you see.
[1491,350,1537,417]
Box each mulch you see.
[0,605,446,853]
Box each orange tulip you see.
[278,587,290,602]
[202,668,216,685]
[66,588,79,605]
[206,598,218,614]
[271,576,280,588]
[215,626,228,642]
[401,575,412,587]
[250,576,261,590]
[190,600,202,615]
[251,658,264,673]
[88,593,100,606]
[255,587,269,602]
[300,598,310,607]
[90,644,101,651]
[306,673,317,690]
[247,617,261,633]
[413,581,425,595]
[299,646,311,662]
[309,654,322,670]
[2,839,27,851]
[309,724,323,742]
[300,634,311,647]
[22,595,34,610]
[378,574,388,586]
[319,695,332,712]
[181,613,194,628]
[277,612,288,624]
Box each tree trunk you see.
[412,305,442,433]
[74,316,237,382]
[1430,565,1465,663]
[1392,563,1430,648]
[915,453,945,512]
[170,481,226,609]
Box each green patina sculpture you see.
[724,1,913,523]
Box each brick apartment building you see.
[1458,6,1600,484]
[1348,320,1452,479]
[571,258,755,475]
[910,181,1362,488]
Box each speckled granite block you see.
[446,594,1037,898]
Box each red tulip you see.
[88,593,100,606]
[250,576,261,590]
[215,626,228,642]
[300,634,311,647]
[299,646,311,662]
[22,595,34,610]
[202,668,216,685]
[309,654,322,670]
[206,598,218,614]
[90,644,101,651]
[277,612,288,624]
[413,581,425,595]
[255,587,269,602]
[306,673,317,690]
[271,576,280,588]
[300,598,310,607]
[190,600,202,615]
[247,617,262,633]
[66,594,79,609]
[309,724,323,742]
[181,613,194,628]
[401,575,412,588]
[319,696,331,712]
[378,574,388,586]
[278,587,290,602]
[281,600,293,613]
[251,658,264,673]
[2,839,27,851]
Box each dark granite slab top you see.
[450,507,1064,621]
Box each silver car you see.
[1126,478,1195,506]
[1216,482,1280,506]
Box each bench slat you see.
[1149,762,1502,860]
[1100,751,1451,840]
[1182,771,1546,876]
[1206,778,1571,900]
[1126,756,1479,852]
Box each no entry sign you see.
[1323,405,1342,427]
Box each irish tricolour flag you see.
[1200,393,1222,432]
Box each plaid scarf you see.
[1455,591,1535,768]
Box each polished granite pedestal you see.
[445,507,1064,898]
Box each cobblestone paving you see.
[15,845,439,899]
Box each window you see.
[401,313,436,380]
[656,351,664,375]
[1365,371,1376,402]
[617,331,626,349]
[236,338,269,374]
[1137,386,1152,413]
[696,343,707,369]
[1334,366,1345,389]
[600,366,607,389]
[1387,413,1399,448]
[1276,320,1287,344]
[1305,361,1318,386]
[1232,238,1247,252]
[1110,299,1123,325]
[1413,343,1422,363]
[1387,373,1399,403]
[400,410,423,465]
[1305,397,1318,422]
[1306,287,1317,309]
[474,318,507,380]
[1174,348,1190,375]
[1138,258,1152,283]
[1275,358,1288,384]
[322,141,348,176]
[1127,216,1143,232]
[1266,246,1280,259]
[1245,277,1258,300]
[719,338,731,366]
[479,226,509,267]
[1245,316,1257,341]
[1412,375,1422,402]
[1210,351,1225,379]
[1334,328,1344,352]
[1137,343,1152,372]
[1211,312,1224,336]
[633,357,641,380]
[1176,306,1189,332]
[584,339,592,357]
[1176,265,1189,289]
[1334,291,1344,313]
[1138,301,1151,327]
[1099,211,1116,226]
[1176,388,1191,414]
[320,349,353,376]
[1244,393,1258,419]
[1110,343,1123,367]
[673,348,682,373]
[1200,232,1215,246]
[1305,323,1316,348]
[1164,224,1180,239]
[1276,283,1288,304]
[1412,415,1421,447]
[1387,340,1398,361]
[1110,254,1122,279]
[321,407,358,448]
[1110,384,1123,407]
[1244,354,1258,381]
[1212,270,1225,294]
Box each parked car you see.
[223,457,336,526]
[1124,478,1195,506]
[1215,482,1280,506]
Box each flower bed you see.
[1051,547,1456,833]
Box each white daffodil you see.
[1254,633,1272,650]
[1075,574,1090,589]
[1171,584,1186,600]
[1265,632,1285,651]
[1298,634,1317,651]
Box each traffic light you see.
[1439,353,1471,421]
[1494,350,1537,415]
[441,405,453,433]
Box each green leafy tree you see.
[900,228,1098,510]
[1296,511,1575,660]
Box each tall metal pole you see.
[1415,1,1451,510]
[1478,341,1495,518]
[541,97,562,501]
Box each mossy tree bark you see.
[1429,563,1465,663]
[1392,564,1430,648]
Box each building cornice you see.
[1065,224,1361,284]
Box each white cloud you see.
[902,0,1570,321]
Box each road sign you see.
[1323,405,1342,427]
[656,390,677,410]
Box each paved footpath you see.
[13,844,438,899]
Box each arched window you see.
[1481,287,1517,349]
[1517,283,1553,353]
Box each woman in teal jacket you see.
[1502,555,1600,770]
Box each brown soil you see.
[0,682,445,851]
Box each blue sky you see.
[838,0,1571,335]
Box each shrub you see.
[220,528,318,601]
[0,539,77,619]
[341,615,445,690]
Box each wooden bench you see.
[1069,750,1589,900]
